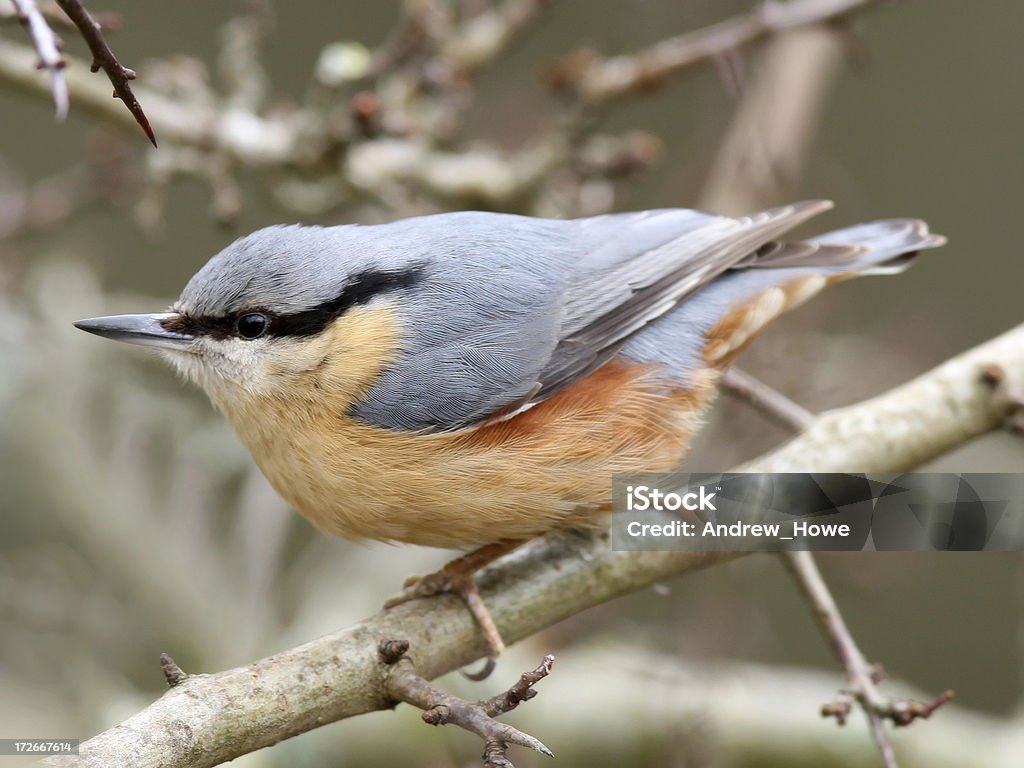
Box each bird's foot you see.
[384,540,521,679]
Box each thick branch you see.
[41,534,733,768]
[40,321,1024,768]
[741,322,1024,472]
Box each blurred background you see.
[1,0,1023,766]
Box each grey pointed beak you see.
[73,312,195,351]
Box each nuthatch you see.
[75,200,944,659]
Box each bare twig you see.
[722,361,946,768]
[383,640,554,767]
[783,550,954,768]
[721,366,815,432]
[53,0,156,145]
[549,0,884,105]
[9,0,67,118]
[514,648,1010,767]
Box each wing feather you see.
[527,200,834,403]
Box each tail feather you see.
[809,218,947,275]
[620,216,946,383]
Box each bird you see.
[74,200,944,663]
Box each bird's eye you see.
[235,312,269,339]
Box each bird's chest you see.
[214,359,713,548]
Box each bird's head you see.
[74,224,423,410]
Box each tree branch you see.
[550,0,884,105]
[721,366,816,432]
[382,640,556,767]
[9,0,67,118]
[489,647,1024,767]
[52,0,155,145]
[41,321,1024,768]
[784,550,953,768]
[740,322,1024,473]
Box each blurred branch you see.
[42,321,1024,768]
[9,0,67,118]
[0,0,899,226]
[721,365,815,431]
[443,0,551,74]
[785,550,953,768]
[550,0,882,105]
[502,647,1024,767]
[52,0,155,145]
[740,322,1024,473]
[700,24,844,214]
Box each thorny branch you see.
[381,639,555,768]
[9,0,66,118]
[52,0,155,145]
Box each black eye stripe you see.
[161,314,235,339]
[161,266,423,340]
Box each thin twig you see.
[721,366,816,432]
[53,0,156,145]
[382,640,554,767]
[10,0,67,118]
[549,0,884,105]
[783,550,954,768]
